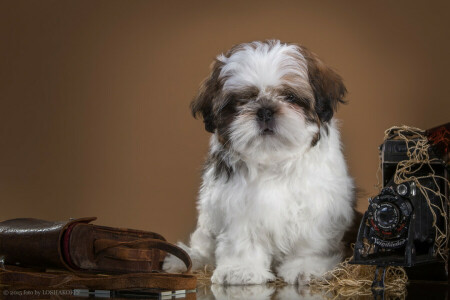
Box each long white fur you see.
[217,41,313,99]
[163,41,354,285]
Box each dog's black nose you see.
[256,108,274,122]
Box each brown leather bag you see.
[0,217,196,290]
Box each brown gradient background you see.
[1,1,449,243]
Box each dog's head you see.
[191,40,346,161]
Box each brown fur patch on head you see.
[299,46,347,124]
[190,59,225,133]
[228,86,260,105]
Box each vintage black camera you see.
[352,125,449,280]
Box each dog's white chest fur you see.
[206,156,312,240]
[208,172,310,258]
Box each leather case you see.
[0,217,195,290]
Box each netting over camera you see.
[383,126,449,264]
[310,125,449,296]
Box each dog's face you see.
[191,40,346,161]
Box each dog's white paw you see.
[279,269,321,286]
[277,254,340,285]
[277,262,310,285]
[162,253,187,273]
[211,265,275,285]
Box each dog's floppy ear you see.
[300,46,347,123]
[190,59,224,133]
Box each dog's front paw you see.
[277,268,313,286]
[162,253,187,273]
[277,254,340,285]
[277,262,309,285]
[211,265,275,285]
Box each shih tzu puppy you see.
[163,40,354,285]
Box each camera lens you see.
[375,203,399,230]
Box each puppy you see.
[163,40,354,285]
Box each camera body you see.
[352,138,449,268]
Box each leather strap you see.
[94,238,192,273]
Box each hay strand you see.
[309,257,408,298]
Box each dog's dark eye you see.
[285,94,298,103]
